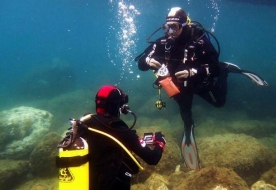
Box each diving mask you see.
[162,22,186,35]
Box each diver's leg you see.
[196,66,228,108]
[175,88,201,170]
[174,88,194,145]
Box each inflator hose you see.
[78,115,144,171]
[86,127,144,171]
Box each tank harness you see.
[56,114,144,171]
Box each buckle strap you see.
[56,154,89,168]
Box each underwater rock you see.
[13,177,58,190]
[133,125,182,184]
[227,120,276,138]
[259,166,276,186]
[17,60,75,99]
[251,180,276,190]
[198,133,273,186]
[213,185,228,190]
[168,169,188,188]
[43,89,94,133]
[0,106,53,159]
[0,159,29,189]
[132,172,169,190]
[29,184,49,190]
[29,132,61,177]
[144,172,169,190]
[173,166,249,190]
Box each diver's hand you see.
[154,132,166,151]
[175,66,198,81]
[189,68,197,76]
[175,69,189,80]
[146,57,162,70]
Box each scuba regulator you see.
[119,104,137,130]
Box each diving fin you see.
[241,70,268,86]
[181,125,201,170]
[222,62,269,86]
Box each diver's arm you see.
[138,39,165,71]
[123,131,163,165]
[138,53,151,71]
[133,140,163,165]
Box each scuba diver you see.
[56,85,166,190]
[136,7,268,170]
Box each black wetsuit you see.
[138,25,227,144]
[79,114,163,190]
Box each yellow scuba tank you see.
[56,115,144,190]
[56,120,89,190]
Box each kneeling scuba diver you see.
[56,85,165,190]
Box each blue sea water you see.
[0,0,276,116]
[0,0,276,188]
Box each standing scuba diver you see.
[56,85,166,190]
[136,7,268,170]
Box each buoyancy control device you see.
[56,110,144,190]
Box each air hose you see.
[79,115,144,171]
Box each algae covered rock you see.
[227,120,276,138]
[251,180,276,190]
[14,177,58,190]
[17,59,76,99]
[29,132,61,177]
[173,166,249,190]
[131,125,181,184]
[198,133,273,186]
[0,159,29,189]
[137,126,181,171]
[132,172,169,190]
[0,106,53,159]
[259,165,276,186]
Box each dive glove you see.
[154,132,166,151]
[175,65,198,81]
[146,57,162,70]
